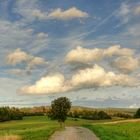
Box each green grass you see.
[0,116,59,140]
[1,116,139,140]
[0,116,105,140]
[84,122,140,140]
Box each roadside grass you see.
[84,121,140,140]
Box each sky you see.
[0,0,140,108]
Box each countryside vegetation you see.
[0,97,140,140]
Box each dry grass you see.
[102,118,140,124]
[0,135,21,140]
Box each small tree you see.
[48,97,71,127]
[134,108,140,118]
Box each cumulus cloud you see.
[14,1,88,21]
[70,65,137,89]
[6,48,29,65]
[111,56,139,73]
[19,74,71,94]
[48,7,88,20]
[65,45,134,64]
[27,56,47,69]
[19,64,137,94]
[6,48,47,66]
[6,48,47,74]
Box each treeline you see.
[0,106,138,122]
[20,106,135,119]
[0,107,23,122]
[20,106,49,116]
[68,110,111,120]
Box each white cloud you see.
[70,65,137,89]
[65,45,134,64]
[116,3,130,24]
[6,48,47,72]
[111,56,139,73]
[6,48,29,65]
[28,56,47,69]
[20,64,138,94]
[19,74,70,94]
[13,0,41,22]
[31,9,47,20]
[129,103,138,108]
[48,7,88,20]
[0,20,49,65]
[116,3,140,26]
[14,1,88,21]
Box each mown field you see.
[84,120,140,140]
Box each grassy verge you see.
[84,121,140,140]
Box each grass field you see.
[0,116,59,140]
[84,121,140,140]
[0,116,140,140]
[0,116,107,140]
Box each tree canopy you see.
[134,108,140,118]
[48,97,71,126]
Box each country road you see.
[49,127,100,140]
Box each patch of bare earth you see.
[49,127,100,140]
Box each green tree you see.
[134,108,140,118]
[48,97,71,127]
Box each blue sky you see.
[0,0,140,108]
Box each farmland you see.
[0,115,106,140]
[84,120,140,140]
[0,115,140,140]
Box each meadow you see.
[0,116,109,140]
[84,121,140,140]
[0,115,123,140]
[0,109,139,140]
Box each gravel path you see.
[49,127,100,140]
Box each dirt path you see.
[49,127,100,140]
